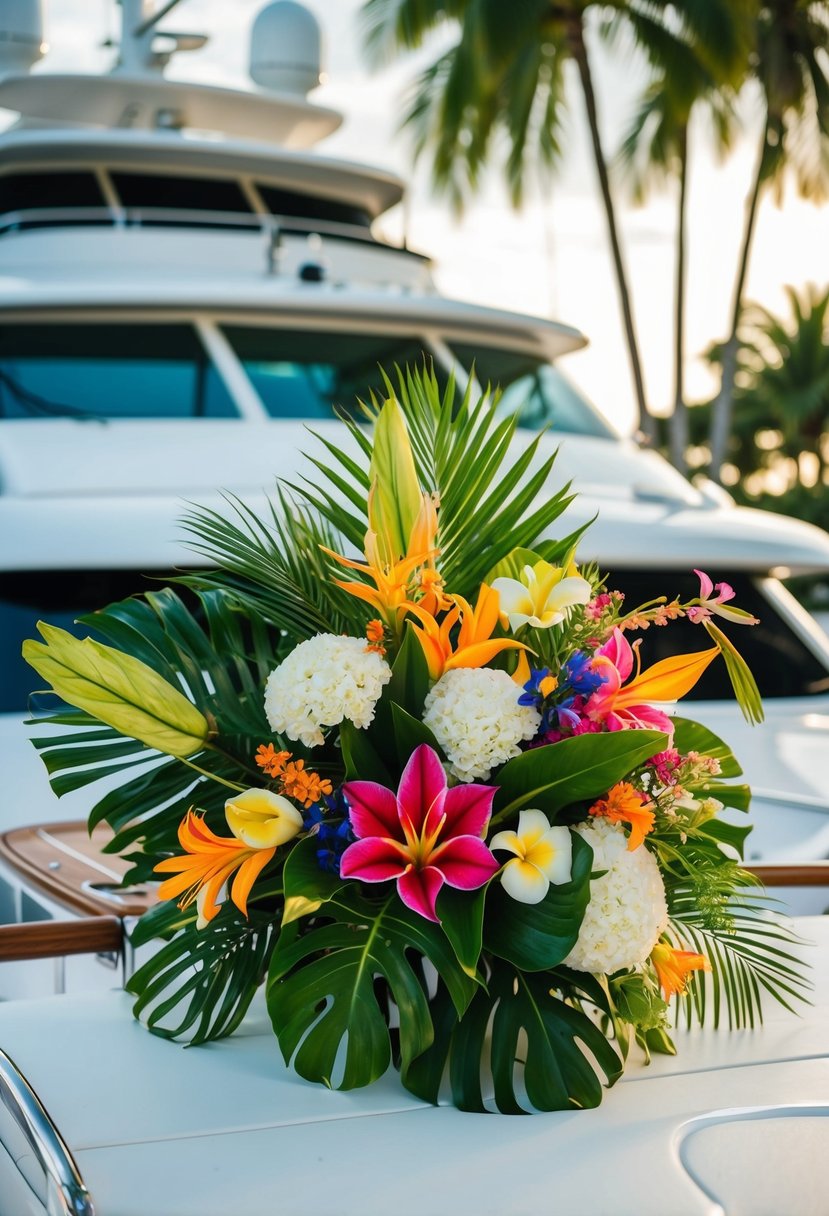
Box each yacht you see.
[1,0,829,936]
[0,7,826,1215]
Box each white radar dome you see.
[0,0,44,76]
[249,1,322,96]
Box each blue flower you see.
[304,791,354,874]
[561,651,606,697]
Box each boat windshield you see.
[221,326,442,420]
[0,324,237,420]
[450,342,615,438]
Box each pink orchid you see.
[339,744,500,922]
[687,570,759,625]
[585,628,718,737]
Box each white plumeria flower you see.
[491,559,591,631]
[490,809,572,903]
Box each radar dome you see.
[250,1,322,96]
[0,0,44,76]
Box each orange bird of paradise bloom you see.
[651,942,711,1000]
[589,781,656,851]
[405,583,529,681]
[155,811,277,925]
[321,492,451,630]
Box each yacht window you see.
[109,172,252,226]
[255,183,371,229]
[0,171,107,228]
[606,570,829,699]
[0,570,200,714]
[0,324,238,420]
[450,343,614,438]
[222,326,438,420]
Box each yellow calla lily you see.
[225,787,304,848]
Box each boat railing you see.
[0,204,424,257]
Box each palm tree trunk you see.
[709,119,768,481]
[669,124,689,473]
[568,18,655,441]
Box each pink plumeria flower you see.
[339,744,500,922]
[687,570,759,625]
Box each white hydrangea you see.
[264,634,391,748]
[563,819,668,975]
[422,667,540,782]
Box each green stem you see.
[180,755,247,792]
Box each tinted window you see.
[0,570,190,714]
[255,183,371,228]
[607,570,829,699]
[110,172,252,226]
[222,326,437,420]
[0,171,107,227]
[451,343,614,438]
[0,324,237,420]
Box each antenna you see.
[114,0,206,76]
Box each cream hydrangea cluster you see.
[264,634,391,748]
[562,818,668,974]
[422,667,540,782]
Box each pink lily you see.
[687,569,759,625]
[585,628,718,736]
[340,744,499,922]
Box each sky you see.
[8,0,828,434]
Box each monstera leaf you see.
[402,962,624,1114]
[484,833,594,971]
[267,885,477,1090]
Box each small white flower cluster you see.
[422,667,540,782]
[563,819,668,974]
[264,633,391,748]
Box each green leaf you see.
[672,717,743,777]
[23,623,209,758]
[127,902,275,1045]
[484,833,593,970]
[703,620,764,725]
[402,962,623,1113]
[484,546,541,584]
[267,887,476,1089]
[435,884,487,978]
[699,816,753,856]
[339,719,393,785]
[382,623,431,721]
[281,836,345,925]
[490,730,667,825]
[390,702,440,766]
[368,396,423,558]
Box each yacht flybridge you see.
[1,0,829,879]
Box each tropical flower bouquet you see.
[24,368,807,1114]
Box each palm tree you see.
[735,286,829,494]
[708,0,829,482]
[618,48,741,471]
[361,0,745,443]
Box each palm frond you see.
[291,365,575,600]
[668,885,812,1030]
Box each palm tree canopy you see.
[755,1,829,200]
[361,0,749,209]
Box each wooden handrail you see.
[0,917,123,963]
[747,863,829,888]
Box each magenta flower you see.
[339,744,500,922]
[687,569,759,625]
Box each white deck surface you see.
[0,917,826,1215]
